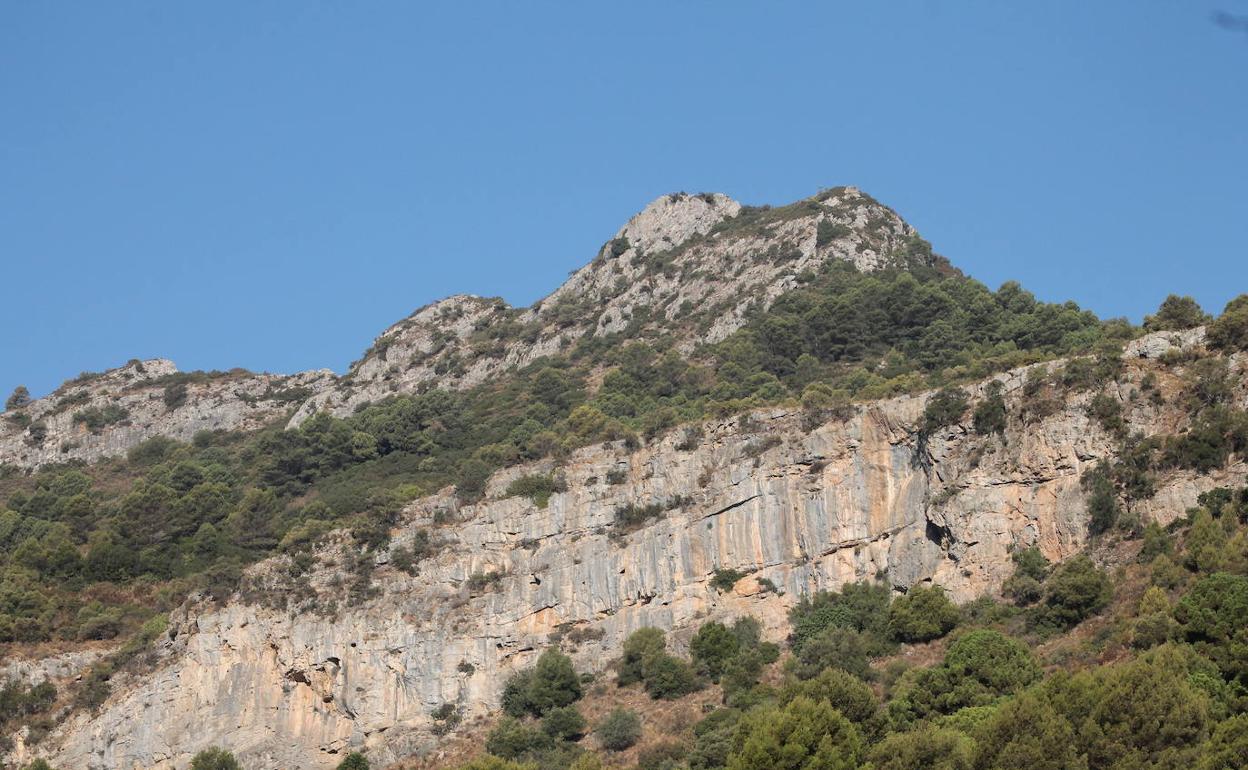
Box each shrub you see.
[614,502,666,530]
[887,584,961,643]
[164,382,189,410]
[1200,713,1248,770]
[867,726,974,770]
[643,653,700,699]
[1082,466,1121,535]
[972,382,1008,436]
[782,667,878,725]
[617,627,667,687]
[1036,555,1112,630]
[1174,572,1248,684]
[336,753,370,770]
[541,704,587,741]
[889,630,1040,724]
[816,219,851,247]
[486,717,554,760]
[637,739,689,770]
[727,696,864,770]
[597,707,642,751]
[788,581,893,655]
[5,386,30,412]
[505,474,566,508]
[789,626,873,681]
[710,568,746,593]
[1140,522,1173,562]
[922,388,970,435]
[1086,392,1125,437]
[71,405,129,434]
[972,691,1084,770]
[190,748,242,770]
[690,621,741,681]
[1145,295,1209,331]
[1207,295,1248,352]
[501,648,582,718]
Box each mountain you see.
[1,190,1245,770]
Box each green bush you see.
[190,748,242,770]
[1035,554,1112,630]
[486,716,554,759]
[501,648,582,718]
[541,704,587,741]
[789,625,873,681]
[71,404,129,434]
[690,621,741,681]
[1145,295,1209,332]
[782,667,878,725]
[597,707,642,751]
[642,652,700,700]
[617,627,666,687]
[921,388,970,435]
[710,568,746,593]
[336,753,370,770]
[5,386,30,412]
[505,474,567,508]
[972,382,1007,436]
[1082,466,1121,535]
[726,696,863,770]
[816,220,851,247]
[867,726,974,770]
[889,630,1040,724]
[887,584,961,643]
[971,692,1084,770]
[788,581,893,655]
[1174,572,1248,685]
[1207,295,1248,352]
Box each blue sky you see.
[3,2,1246,399]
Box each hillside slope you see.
[11,328,1246,769]
[2,190,1244,770]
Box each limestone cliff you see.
[19,330,1244,770]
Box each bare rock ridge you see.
[289,186,921,423]
[15,330,1245,770]
[0,360,335,468]
[1,187,923,468]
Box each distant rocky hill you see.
[0,359,334,468]
[1,187,926,467]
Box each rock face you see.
[0,360,335,468]
[27,335,1244,770]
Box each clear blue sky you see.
[3,2,1246,399]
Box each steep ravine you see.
[14,334,1244,770]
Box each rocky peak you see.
[612,191,742,257]
[293,187,926,422]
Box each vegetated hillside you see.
[0,189,1244,770]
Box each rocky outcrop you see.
[0,360,335,468]
[26,335,1243,770]
[290,188,925,423]
[0,649,110,686]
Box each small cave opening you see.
[925,519,952,550]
